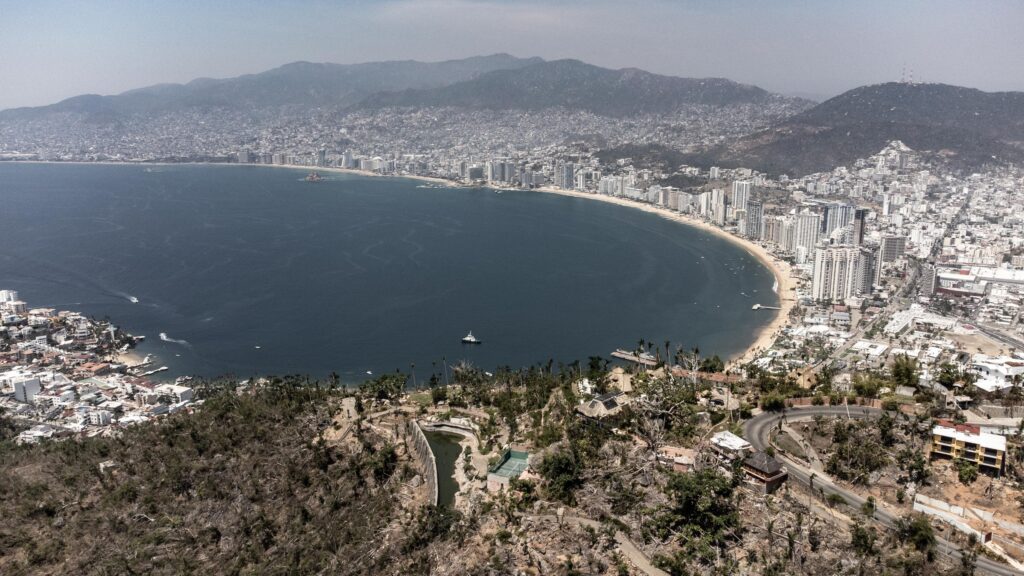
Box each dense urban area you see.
[4,58,1024,574]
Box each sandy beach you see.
[113,348,148,367]
[530,186,797,369]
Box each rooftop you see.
[933,423,1007,452]
[711,430,752,452]
[744,451,784,475]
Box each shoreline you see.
[14,159,795,368]
[529,185,795,368]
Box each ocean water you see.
[0,163,778,382]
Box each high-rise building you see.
[856,248,876,295]
[521,169,534,188]
[575,171,588,191]
[486,161,503,183]
[763,215,793,248]
[709,188,727,225]
[811,245,870,302]
[554,162,575,189]
[879,235,907,263]
[675,191,694,213]
[13,377,41,404]
[735,209,747,236]
[731,180,751,214]
[852,208,868,246]
[745,200,763,240]
[921,263,937,296]
[822,203,854,237]
[791,211,821,264]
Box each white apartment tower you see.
[710,188,727,225]
[823,203,854,238]
[731,180,751,214]
[791,211,821,264]
[811,245,875,302]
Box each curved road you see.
[744,406,1022,576]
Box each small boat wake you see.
[159,332,192,348]
[115,291,139,303]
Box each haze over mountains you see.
[0,55,785,121]
[359,59,790,116]
[2,54,1023,175]
[0,54,543,121]
[695,82,1024,175]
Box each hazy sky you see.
[2,0,1023,110]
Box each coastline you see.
[529,185,795,369]
[263,162,798,368]
[267,161,798,367]
[14,159,794,368]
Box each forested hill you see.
[690,82,1024,175]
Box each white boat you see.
[461,331,482,344]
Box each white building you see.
[710,431,752,460]
[811,245,865,302]
[154,384,194,403]
[13,376,41,403]
[731,180,751,214]
[791,211,821,264]
[88,410,113,426]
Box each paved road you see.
[977,324,1024,353]
[744,406,1023,576]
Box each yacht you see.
[461,331,482,344]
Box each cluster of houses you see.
[0,290,194,444]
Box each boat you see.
[304,171,323,182]
[461,331,482,345]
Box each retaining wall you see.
[783,396,920,415]
[406,420,438,506]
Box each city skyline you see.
[3,0,1024,110]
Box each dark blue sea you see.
[0,163,778,382]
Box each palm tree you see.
[1008,374,1023,418]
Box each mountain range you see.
[0,55,785,122]
[3,55,1023,175]
[358,59,788,116]
[0,54,542,122]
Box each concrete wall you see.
[913,496,984,539]
[784,396,920,415]
[406,420,438,506]
[420,420,477,441]
[975,405,1019,419]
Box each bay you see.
[0,163,778,382]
